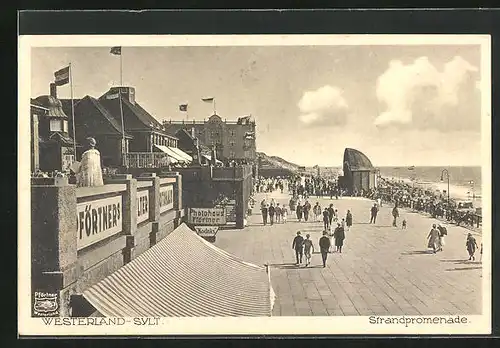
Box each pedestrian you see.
[269,203,275,226]
[313,202,322,222]
[341,218,346,230]
[392,205,400,227]
[319,231,331,268]
[275,203,282,224]
[327,204,335,227]
[334,223,346,253]
[292,231,305,265]
[402,219,407,229]
[296,203,303,222]
[303,200,311,222]
[466,233,478,261]
[323,207,330,230]
[377,197,382,207]
[303,234,314,266]
[427,223,440,253]
[370,203,378,224]
[346,210,353,230]
[75,137,104,187]
[437,223,447,251]
[261,204,268,226]
[282,204,288,223]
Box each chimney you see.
[50,83,57,98]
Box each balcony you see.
[123,152,170,169]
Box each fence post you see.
[104,174,137,264]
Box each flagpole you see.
[120,50,123,86]
[69,63,77,159]
[118,87,126,167]
[213,98,216,115]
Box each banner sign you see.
[77,195,123,251]
[188,208,226,225]
[159,185,174,213]
[194,226,219,237]
[137,189,149,224]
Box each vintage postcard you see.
[18,34,491,336]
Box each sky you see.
[31,44,483,167]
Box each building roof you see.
[60,97,133,138]
[343,148,374,171]
[83,223,274,317]
[98,94,170,135]
[33,95,69,118]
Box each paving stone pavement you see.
[214,189,483,317]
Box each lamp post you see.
[440,168,450,208]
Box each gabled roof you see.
[61,97,133,138]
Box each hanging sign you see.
[194,226,219,237]
[188,208,226,225]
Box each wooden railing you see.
[123,152,170,169]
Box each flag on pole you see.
[179,104,188,112]
[110,46,122,55]
[54,66,70,86]
[202,97,214,102]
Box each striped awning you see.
[83,223,274,317]
[169,147,193,162]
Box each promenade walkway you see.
[214,189,483,317]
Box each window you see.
[62,120,68,133]
[50,119,62,132]
[229,141,235,147]
[229,151,236,158]
[230,130,235,137]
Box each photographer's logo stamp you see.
[33,292,59,317]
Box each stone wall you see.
[30,172,183,317]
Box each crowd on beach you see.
[255,173,482,268]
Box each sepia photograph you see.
[18,34,491,335]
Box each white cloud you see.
[375,56,478,129]
[298,85,349,127]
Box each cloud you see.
[375,56,479,131]
[298,85,349,127]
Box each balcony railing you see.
[123,152,170,169]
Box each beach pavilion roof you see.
[343,148,375,171]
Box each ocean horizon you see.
[307,165,482,203]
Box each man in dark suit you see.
[319,231,331,268]
[370,203,379,223]
[292,231,304,265]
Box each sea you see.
[309,166,482,206]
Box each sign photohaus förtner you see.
[188,208,227,225]
[194,226,219,237]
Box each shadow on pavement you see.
[446,266,482,271]
[440,259,481,265]
[276,264,324,270]
[400,250,433,255]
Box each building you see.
[163,114,256,162]
[338,148,378,194]
[60,86,191,170]
[30,89,77,173]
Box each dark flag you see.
[54,66,70,86]
[179,104,188,112]
[110,46,122,55]
[202,97,214,102]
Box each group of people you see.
[260,198,289,226]
[255,177,287,194]
[291,227,346,268]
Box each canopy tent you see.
[154,144,183,163]
[169,147,193,162]
[83,223,275,317]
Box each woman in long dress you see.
[334,224,346,253]
[346,210,353,230]
[466,233,479,261]
[75,137,104,187]
[427,224,440,253]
